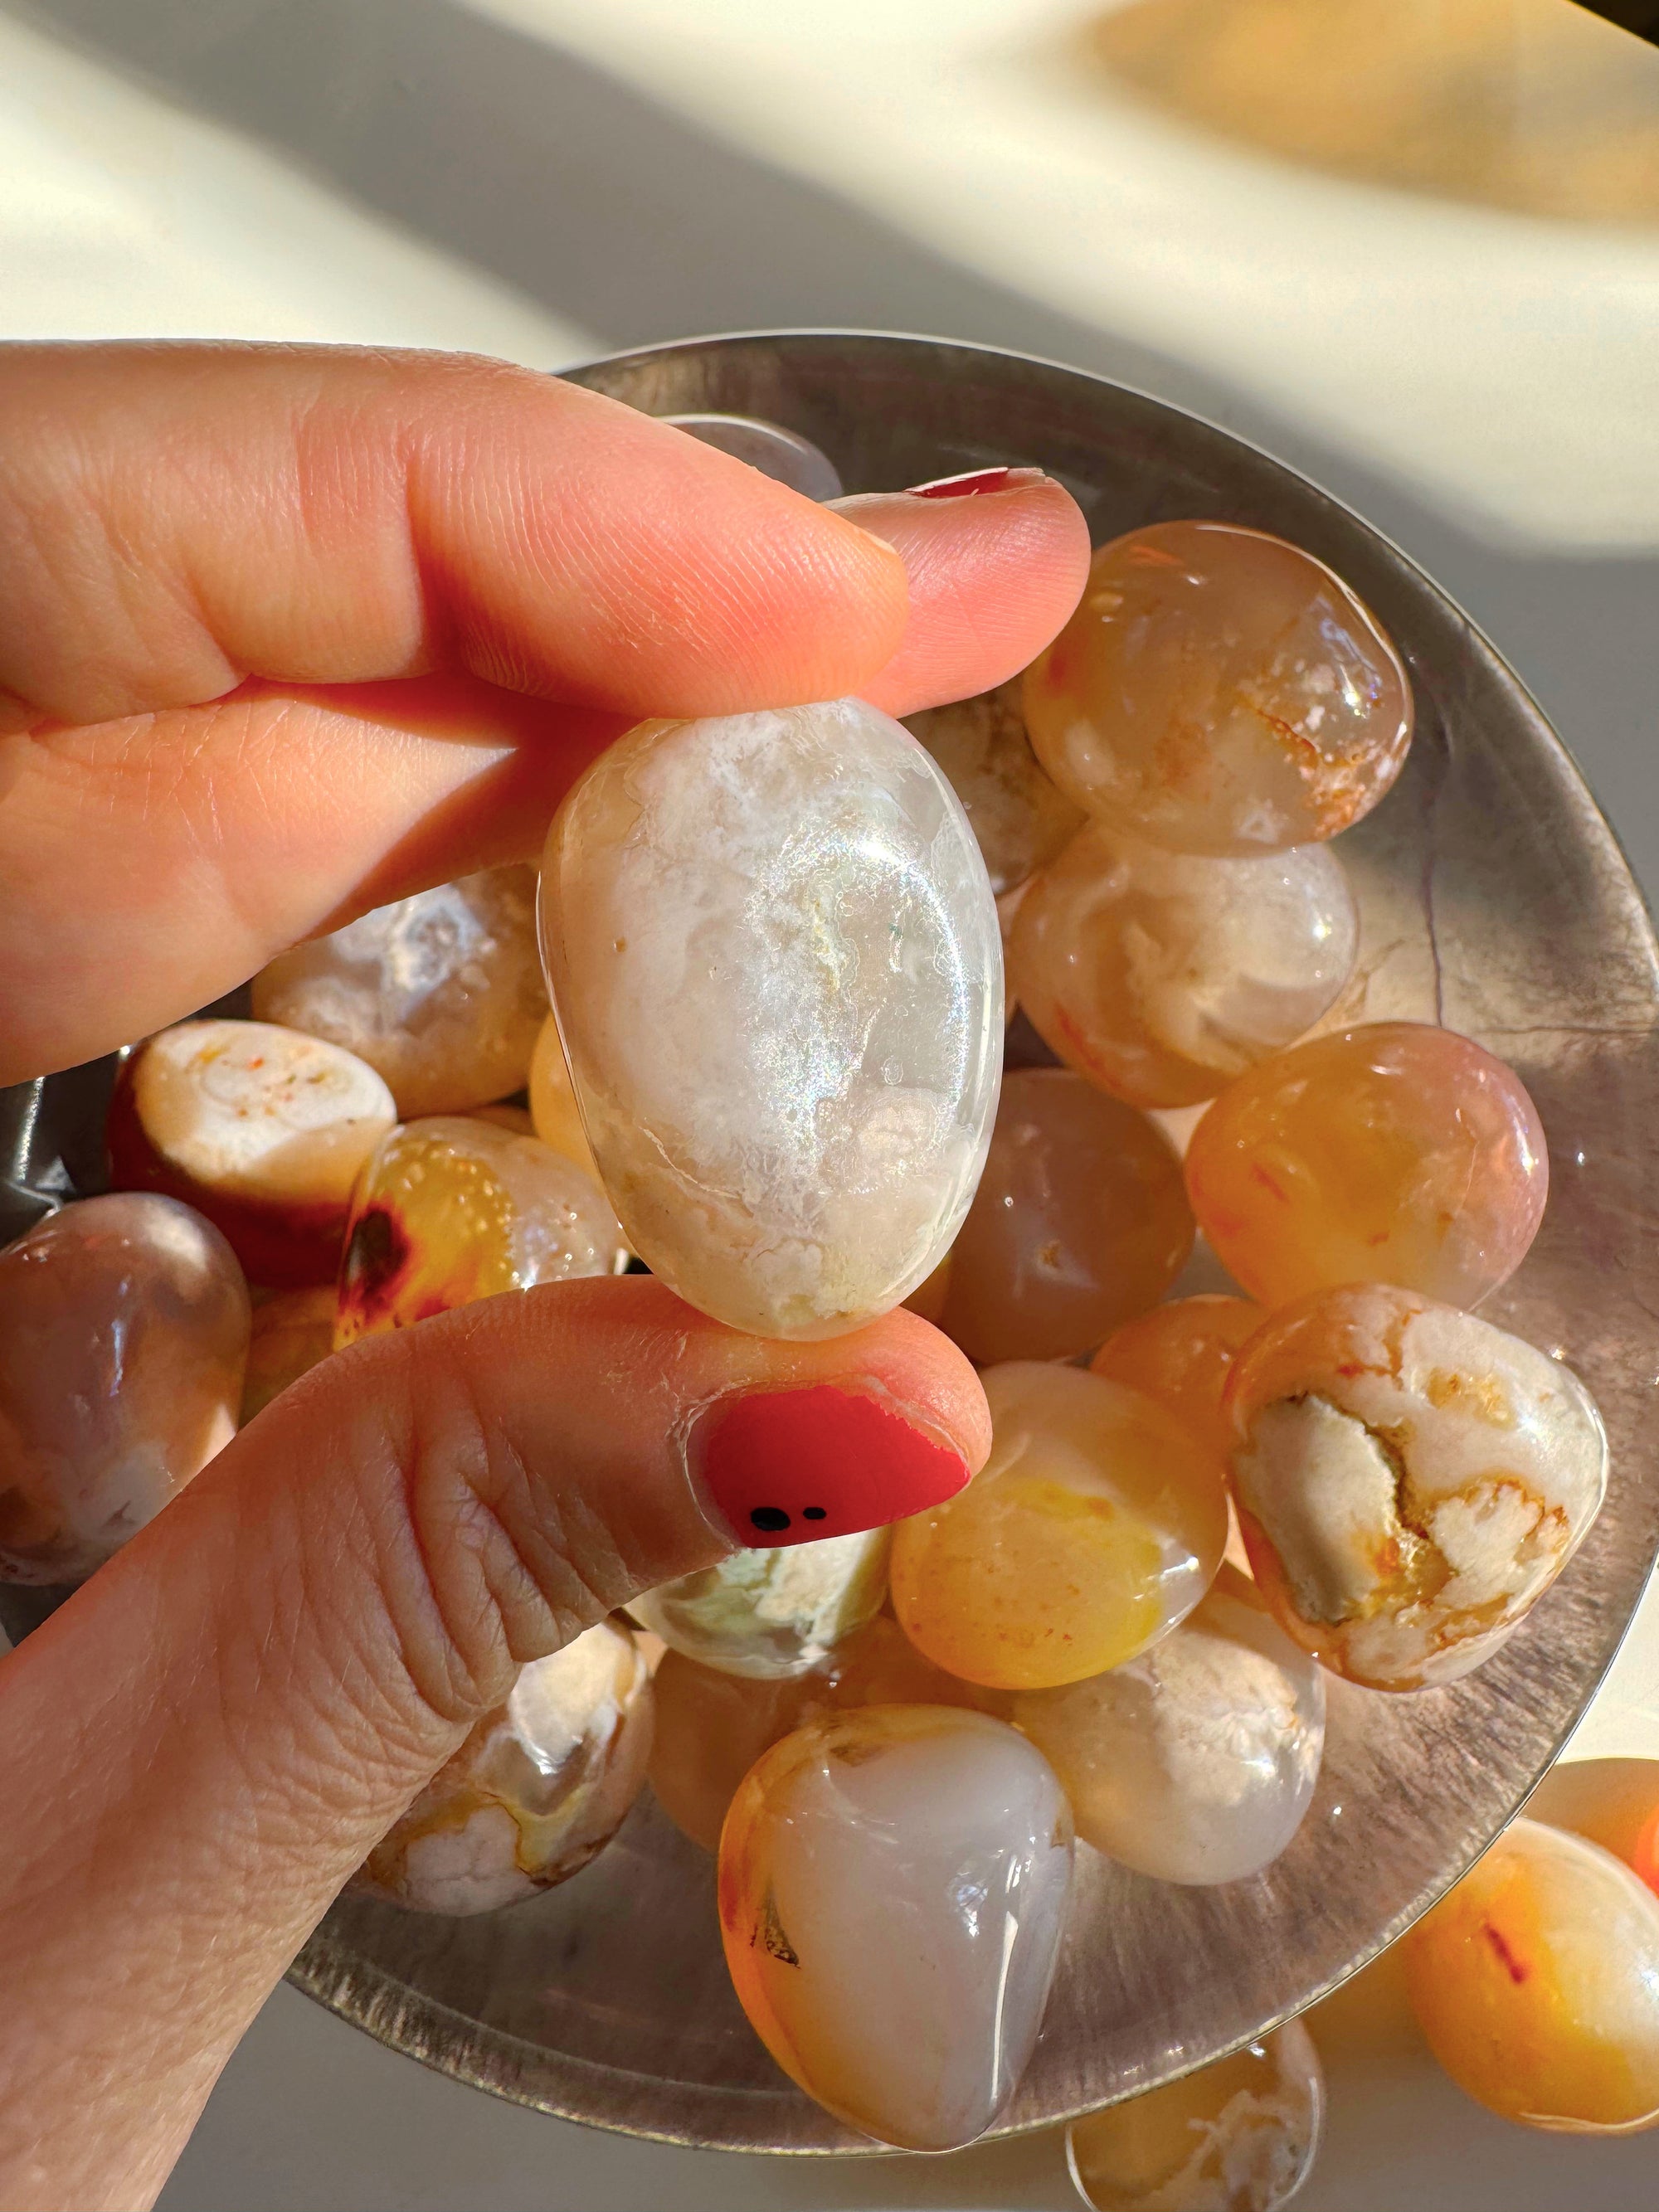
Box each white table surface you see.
[2,3,1657,2204]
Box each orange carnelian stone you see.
[1405,1819,1659,2133]
[1090,1294,1266,1461]
[1185,1022,1547,1309]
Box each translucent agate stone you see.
[1185,1023,1548,1310]
[1010,827,1358,1108]
[358,1621,653,1914]
[903,678,1084,895]
[335,1116,625,1344]
[718,1705,1073,2149]
[941,1069,1193,1364]
[528,1012,601,1184]
[108,1018,397,1287]
[1015,1565,1324,1884]
[1530,1758,1659,1900]
[253,865,547,1116]
[1091,1296,1266,1462]
[1067,2020,1324,2210]
[1023,521,1412,857]
[0,1194,250,1582]
[241,1286,336,1421]
[539,700,1003,1340]
[648,1616,990,1853]
[891,1361,1228,1691]
[628,1529,890,1681]
[1227,1284,1607,1690]
[1404,1819,1659,2134]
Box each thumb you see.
[248,1275,990,1729]
[0,1279,986,2208]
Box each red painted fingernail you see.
[906,465,1048,498]
[688,1383,971,1548]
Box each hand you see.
[0,344,1091,2210]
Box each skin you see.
[0,343,1089,2210]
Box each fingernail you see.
[685,1383,971,1548]
[905,466,1048,499]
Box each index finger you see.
[0,343,910,727]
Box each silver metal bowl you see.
[7,331,1659,2155]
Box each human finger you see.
[0,1278,987,2209]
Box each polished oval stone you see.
[891,1361,1228,1692]
[1404,1819,1659,2134]
[718,1704,1073,2149]
[528,1012,602,1184]
[1023,521,1412,857]
[358,1621,654,1914]
[241,1286,337,1421]
[1067,2020,1324,2210]
[334,1116,625,1344]
[941,1069,1193,1365]
[254,865,547,1117]
[1090,1296,1267,1465]
[1015,1564,1325,1884]
[539,699,1003,1339]
[1184,1021,1548,1310]
[1528,1757,1659,1898]
[1010,825,1358,1107]
[108,1017,397,1288]
[649,1616,991,1854]
[0,1193,251,1582]
[904,679,1084,895]
[1227,1284,1608,1690]
[629,1529,890,1681]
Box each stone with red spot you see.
[334,1116,625,1344]
[1404,1817,1659,2132]
[108,1018,396,1287]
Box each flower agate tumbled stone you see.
[109,1018,397,1286]
[1014,1566,1324,1884]
[528,1012,601,1184]
[892,1362,1228,1691]
[1091,1296,1266,1462]
[1226,1284,1607,1690]
[1023,522,1412,856]
[1185,1022,1548,1310]
[1404,1819,1659,2134]
[649,1617,990,1853]
[539,700,1003,1339]
[1067,2020,1325,2210]
[1010,826,1358,1107]
[241,1286,336,1420]
[0,1194,250,1582]
[903,679,1084,895]
[253,866,547,1116]
[718,1705,1073,2149]
[628,1529,890,1681]
[1530,1758,1659,1898]
[941,1069,1193,1364]
[335,1117,626,1344]
[358,1621,653,1914]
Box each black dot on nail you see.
[749,1505,791,1533]
[802,1506,827,1520]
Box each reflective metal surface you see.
[7,331,1659,2155]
